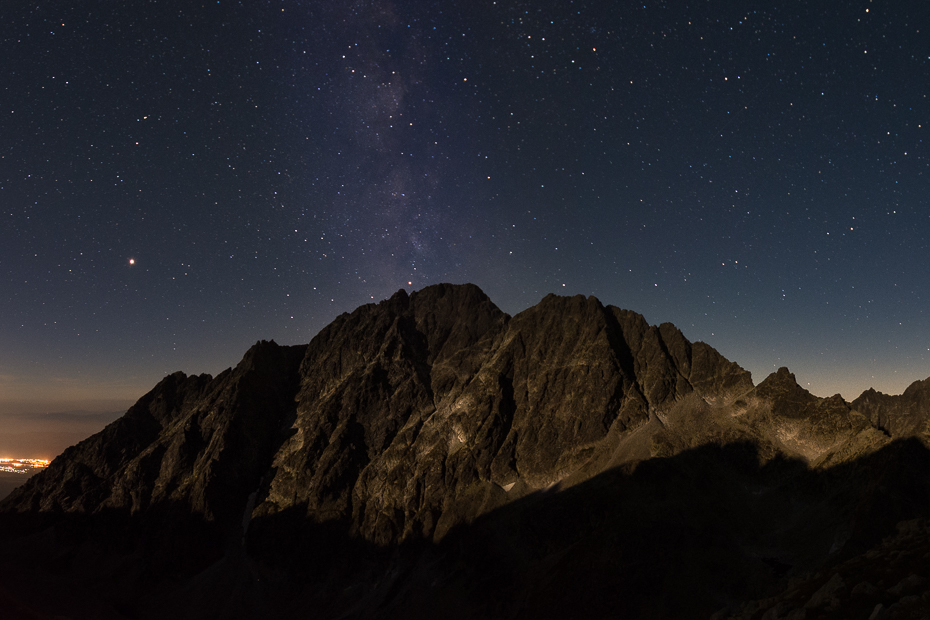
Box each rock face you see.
[9,340,306,524]
[853,378,930,439]
[3,283,930,619]
[251,286,759,546]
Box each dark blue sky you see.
[3,0,929,415]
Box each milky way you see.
[2,0,929,407]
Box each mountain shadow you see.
[319,437,930,620]
[3,438,930,619]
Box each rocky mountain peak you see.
[4,283,930,619]
[755,366,817,415]
[852,375,930,439]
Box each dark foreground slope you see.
[2,283,930,619]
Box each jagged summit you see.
[4,283,930,619]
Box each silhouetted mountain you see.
[2,283,930,619]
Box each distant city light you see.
[0,458,50,474]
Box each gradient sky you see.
[3,0,929,431]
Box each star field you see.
[2,0,930,413]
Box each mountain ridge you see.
[3,282,930,619]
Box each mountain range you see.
[2,283,930,619]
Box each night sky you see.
[3,0,930,432]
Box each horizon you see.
[2,283,928,462]
[0,401,130,461]
[3,282,928,409]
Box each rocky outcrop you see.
[745,367,879,464]
[852,377,930,440]
[4,283,930,620]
